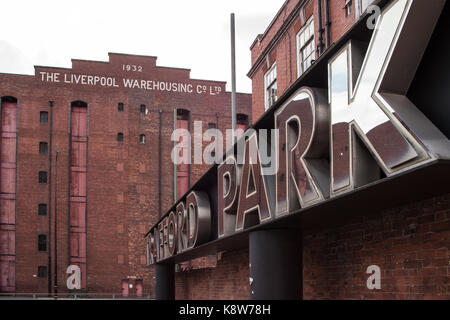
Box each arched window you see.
[0,96,18,293]
[139,134,146,144]
[117,132,124,142]
[1,96,17,103]
[69,100,88,290]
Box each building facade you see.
[0,52,251,297]
[168,0,450,300]
[248,0,378,120]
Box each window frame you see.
[37,266,48,278]
[139,134,146,144]
[356,0,375,18]
[140,104,147,115]
[345,0,353,17]
[38,171,48,184]
[39,142,48,155]
[264,63,277,110]
[40,111,49,124]
[38,234,47,252]
[296,16,316,77]
[38,203,47,216]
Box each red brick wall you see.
[0,53,251,296]
[249,0,356,122]
[175,193,450,300]
[303,193,450,300]
[175,249,250,300]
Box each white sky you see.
[0,0,286,93]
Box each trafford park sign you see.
[146,0,450,265]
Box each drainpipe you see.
[173,109,177,203]
[48,100,54,296]
[324,0,331,48]
[54,149,59,298]
[158,109,162,218]
[317,0,325,56]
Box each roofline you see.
[247,0,305,78]
[249,0,290,50]
[155,65,191,72]
[71,58,109,64]
[34,65,70,70]
[0,71,33,77]
[108,52,158,59]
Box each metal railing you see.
[0,292,153,300]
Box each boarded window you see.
[176,109,190,199]
[38,234,47,252]
[39,142,48,155]
[38,171,47,184]
[37,266,47,278]
[38,203,47,216]
[40,111,48,124]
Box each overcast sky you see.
[0,0,286,93]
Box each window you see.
[139,134,146,144]
[118,102,124,112]
[237,114,249,126]
[37,266,47,278]
[297,17,315,77]
[358,0,375,15]
[236,114,249,140]
[39,142,48,155]
[38,234,47,251]
[38,203,47,216]
[264,63,277,110]
[40,111,48,124]
[345,0,353,17]
[140,104,147,115]
[39,171,47,184]
[117,132,124,142]
[177,109,190,121]
[207,123,216,129]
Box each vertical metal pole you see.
[54,149,59,298]
[230,13,237,145]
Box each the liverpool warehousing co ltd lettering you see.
[147,0,449,264]
[38,71,223,95]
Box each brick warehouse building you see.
[0,52,251,296]
[153,0,450,300]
